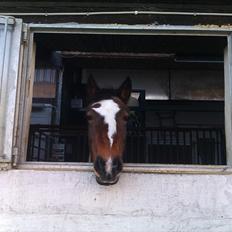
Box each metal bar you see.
[137,131,140,163]
[196,129,201,164]
[128,133,131,163]
[31,131,36,161]
[3,10,232,17]
[162,129,166,163]
[81,133,85,162]
[218,129,223,165]
[215,129,219,164]
[157,129,160,163]
[190,129,194,164]
[78,133,83,160]
[220,129,226,165]
[176,129,179,163]
[44,134,49,162]
[37,131,42,162]
[132,132,135,162]
[183,130,186,164]
[166,130,170,163]
[148,130,151,163]
[209,129,214,164]
[202,129,206,164]
[169,130,175,162]
[85,133,89,162]
[222,130,227,165]
[27,129,32,161]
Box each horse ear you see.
[118,77,132,104]
[86,75,99,102]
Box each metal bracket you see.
[22,24,29,44]
[0,16,15,25]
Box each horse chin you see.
[96,176,120,186]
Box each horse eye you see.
[86,111,93,121]
[87,115,93,121]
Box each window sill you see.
[15,162,232,175]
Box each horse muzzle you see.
[96,175,120,186]
[93,156,123,185]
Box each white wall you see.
[82,69,224,100]
[83,69,170,100]
[0,169,232,232]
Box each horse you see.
[86,76,131,185]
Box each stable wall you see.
[0,169,232,232]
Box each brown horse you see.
[86,77,131,185]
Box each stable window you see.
[2,20,231,170]
[21,28,228,166]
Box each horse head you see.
[86,76,131,185]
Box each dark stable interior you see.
[27,33,227,165]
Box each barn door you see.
[0,16,24,168]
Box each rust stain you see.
[194,24,232,29]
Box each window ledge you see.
[16,162,232,175]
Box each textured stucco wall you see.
[0,170,232,232]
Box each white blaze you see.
[105,157,113,174]
[92,99,120,147]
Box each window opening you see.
[27,33,226,165]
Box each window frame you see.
[15,22,232,174]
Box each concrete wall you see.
[1,169,232,232]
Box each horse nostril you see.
[94,156,105,173]
[112,158,123,173]
[94,156,109,179]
